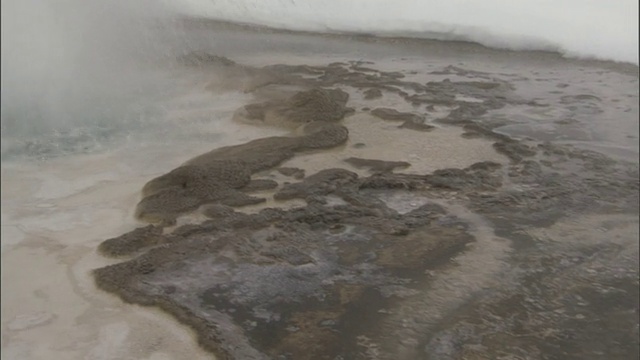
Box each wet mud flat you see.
[93,47,638,359]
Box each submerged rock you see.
[363,88,383,100]
[344,157,411,173]
[371,107,425,124]
[274,168,359,201]
[94,54,639,360]
[95,169,475,359]
[135,87,352,225]
[236,88,352,128]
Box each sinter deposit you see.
[93,55,639,360]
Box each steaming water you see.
[2,0,637,151]
[1,0,638,359]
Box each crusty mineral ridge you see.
[96,54,639,360]
[135,88,351,225]
[96,167,477,359]
[236,88,353,128]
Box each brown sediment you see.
[94,53,639,359]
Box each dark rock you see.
[493,140,537,162]
[399,121,435,132]
[98,225,165,257]
[276,167,306,179]
[136,88,354,225]
[93,55,639,360]
[238,88,351,126]
[425,162,503,191]
[344,157,411,173]
[274,168,359,201]
[363,88,383,100]
[242,179,279,192]
[359,173,426,190]
[371,108,425,123]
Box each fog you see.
[0,0,181,140]
[2,0,637,152]
[174,0,639,64]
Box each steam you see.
[0,0,178,139]
[170,0,638,64]
[2,0,636,156]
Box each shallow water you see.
[1,20,638,360]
